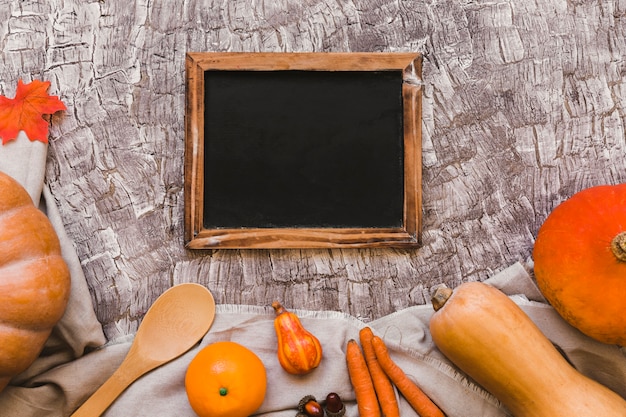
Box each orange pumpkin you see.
[0,171,71,392]
[533,183,626,345]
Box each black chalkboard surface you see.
[185,52,422,249]
[203,70,404,229]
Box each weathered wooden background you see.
[1,0,624,342]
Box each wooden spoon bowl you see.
[71,283,216,417]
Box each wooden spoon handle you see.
[70,358,154,417]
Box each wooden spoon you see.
[70,283,216,417]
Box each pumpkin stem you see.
[611,231,626,262]
[431,285,453,312]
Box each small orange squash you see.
[272,301,322,375]
[533,184,626,345]
[0,171,71,392]
[429,281,626,417]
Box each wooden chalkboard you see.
[185,52,422,249]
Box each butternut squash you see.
[429,281,626,417]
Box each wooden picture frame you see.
[185,52,422,249]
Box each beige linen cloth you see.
[1,135,626,416]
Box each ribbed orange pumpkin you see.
[0,171,71,392]
[533,183,626,346]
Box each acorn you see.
[298,395,324,417]
[324,392,346,417]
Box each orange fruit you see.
[185,341,267,417]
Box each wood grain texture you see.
[1,0,625,341]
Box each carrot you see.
[345,339,381,417]
[372,335,445,417]
[359,327,400,417]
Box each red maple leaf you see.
[0,79,67,144]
